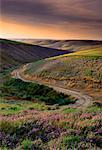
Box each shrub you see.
[0,120,16,134]
[84,69,93,76]
[22,139,33,150]
[63,108,78,113]
[61,135,81,148]
[1,78,75,105]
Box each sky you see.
[0,0,102,40]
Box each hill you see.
[0,39,70,72]
[15,39,102,51]
[18,47,102,102]
[1,43,102,150]
[48,47,102,60]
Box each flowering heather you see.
[0,103,102,149]
[80,113,92,119]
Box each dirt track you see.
[12,68,92,108]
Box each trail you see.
[12,68,92,108]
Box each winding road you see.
[12,68,92,108]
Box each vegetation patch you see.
[63,107,78,114]
[60,135,81,149]
[1,78,75,105]
[0,103,102,149]
[84,69,93,76]
[0,98,47,115]
[86,103,102,113]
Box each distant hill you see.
[0,39,70,72]
[15,39,102,52]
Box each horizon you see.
[1,0,102,40]
[1,38,102,42]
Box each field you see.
[0,39,102,149]
[47,47,102,59]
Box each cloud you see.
[1,0,102,24]
[1,0,102,39]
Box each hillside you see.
[1,44,102,149]
[17,47,102,102]
[48,47,102,60]
[15,39,102,51]
[0,39,70,72]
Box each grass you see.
[0,98,47,115]
[63,107,78,114]
[61,135,81,148]
[84,69,93,76]
[24,49,102,93]
[24,59,46,74]
[0,39,30,45]
[86,104,102,113]
[47,47,102,60]
[74,47,102,56]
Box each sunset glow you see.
[1,0,102,40]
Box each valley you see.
[0,39,102,149]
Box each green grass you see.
[0,98,47,115]
[61,135,81,148]
[24,59,46,74]
[86,104,102,113]
[63,108,78,114]
[74,47,102,56]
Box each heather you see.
[0,78,102,149]
[0,102,102,149]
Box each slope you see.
[0,39,70,72]
[16,47,102,102]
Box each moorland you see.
[0,39,102,150]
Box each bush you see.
[0,120,17,134]
[84,69,93,76]
[22,139,33,150]
[61,135,81,148]
[1,78,75,105]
